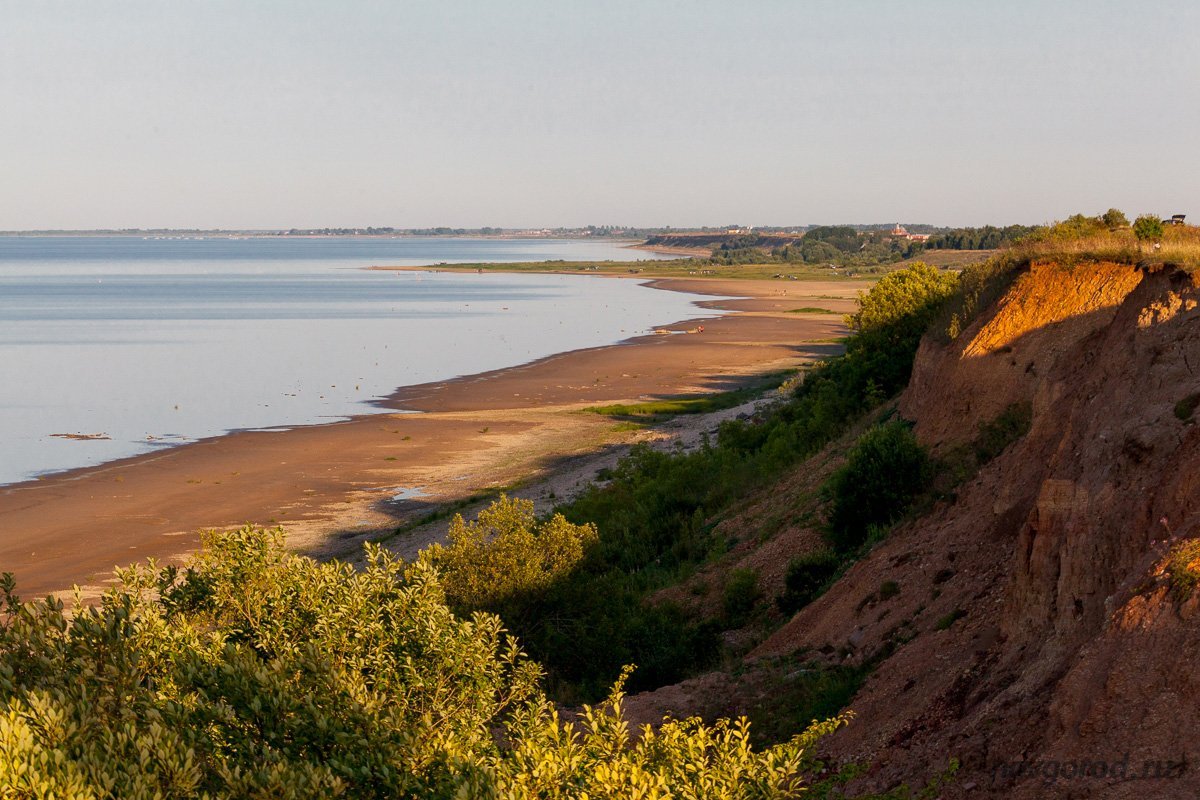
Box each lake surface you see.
[0,237,709,486]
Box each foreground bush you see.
[0,527,847,798]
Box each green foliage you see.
[974,402,1033,463]
[1133,214,1165,241]
[924,224,1037,251]
[722,568,762,624]
[0,530,854,798]
[824,421,932,553]
[1175,393,1200,421]
[1102,208,1130,230]
[489,264,960,700]
[877,580,900,601]
[786,239,842,264]
[1053,213,1109,239]
[777,549,842,615]
[844,264,958,371]
[1167,539,1200,602]
[803,225,860,252]
[425,494,596,617]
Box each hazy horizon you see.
[2,1,1197,230]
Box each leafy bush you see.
[722,568,762,624]
[845,263,958,338]
[1133,214,1165,241]
[425,494,596,616]
[0,528,854,798]
[824,421,932,553]
[777,549,842,615]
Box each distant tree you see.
[1057,213,1107,238]
[803,225,860,253]
[1133,214,1164,241]
[797,239,842,264]
[1101,208,1129,230]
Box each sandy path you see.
[0,276,867,598]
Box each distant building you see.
[888,223,929,242]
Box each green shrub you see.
[777,549,842,615]
[1133,214,1165,241]
[845,263,958,338]
[0,528,856,798]
[723,568,762,624]
[1174,392,1200,422]
[824,421,932,552]
[878,580,900,601]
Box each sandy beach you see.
[0,276,867,599]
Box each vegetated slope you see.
[642,260,1200,798]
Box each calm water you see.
[0,237,709,485]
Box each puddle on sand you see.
[390,486,429,502]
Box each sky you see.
[1,1,1197,230]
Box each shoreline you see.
[0,274,867,599]
[624,242,712,258]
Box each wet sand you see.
[0,276,867,599]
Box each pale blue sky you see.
[1,1,1197,229]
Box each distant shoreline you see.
[0,231,651,243]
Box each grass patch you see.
[583,374,789,420]
[786,306,838,314]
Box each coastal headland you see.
[0,273,867,599]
